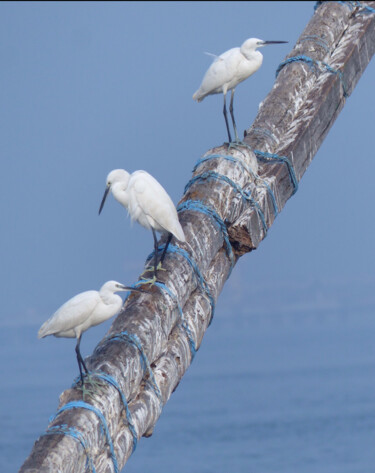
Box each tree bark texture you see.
[20,2,375,472]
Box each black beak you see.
[99,185,110,215]
[262,40,288,45]
[121,285,146,293]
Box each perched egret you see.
[99,169,186,281]
[193,38,288,143]
[38,281,142,384]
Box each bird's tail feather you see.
[192,90,204,102]
[173,224,186,243]
[38,322,49,339]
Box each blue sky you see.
[1,2,375,469]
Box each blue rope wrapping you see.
[227,140,253,153]
[360,3,375,12]
[177,199,235,271]
[103,331,163,403]
[44,424,97,473]
[49,400,119,473]
[184,170,268,234]
[72,371,138,453]
[146,243,215,324]
[152,281,197,359]
[315,1,375,12]
[300,35,330,52]
[315,0,354,10]
[253,149,299,195]
[250,127,278,144]
[130,279,197,358]
[275,55,348,97]
[192,154,279,217]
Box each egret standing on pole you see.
[193,38,288,143]
[38,281,142,384]
[99,169,186,282]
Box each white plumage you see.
[38,280,141,383]
[99,169,185,279]
[193,38,287,142]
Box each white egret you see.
[193,38,288,143]
[99,169,186,281]
[38,281,143,384]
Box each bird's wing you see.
[198,47,240,96]
[38,291,99,338]
[129,172,184,240]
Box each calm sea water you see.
[2,306,375,473]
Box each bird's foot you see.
[141,262,166,277]
[75,372,107,400]
[156,261,167,272]
[138,275,158,286]
[140,265,154,277]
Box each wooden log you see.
[234,0,375,252]
[20,2,375,472]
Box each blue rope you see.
[50,401,119,473]
[184,171,268,233]
[44,424,96,473]
[153,281,197,359]
[131,279,197,358]
[227,140,253,153]
[193,154,279,217]
[147,243,215,324]
[193,153,259,178]
[253,149,299,195]
[300,35,330,52]
[338,1,358,8]
[315,0,355,9]
[83,371,138,453]
[177,199,235,271]
[250,127,278,143]
[193,154,241,173]
[104,331,163,402]
[315,1,375,12]
[275,55,348,97]
[361,3,375,12]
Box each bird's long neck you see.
[112,181,130,208]
[241,48,263,64]
[100,288,122,308]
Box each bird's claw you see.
[140,265,154,277]
[141,262,166,277]
[138,275,158,286]
[156,262,166,271]
[76,373,107,400]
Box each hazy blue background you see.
[1,2,374,472]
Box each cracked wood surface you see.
[20,3,375,472]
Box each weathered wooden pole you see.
[20,2,375,472]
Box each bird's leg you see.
[140,229,161,285]
[75,335,87,386]
[75,336,106,399]
[228,88,253,152]
[140,229,159,275]
[229,89,240,142]
[152,228,159,279]
[157,232,172,272]
[223,93,232,143]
